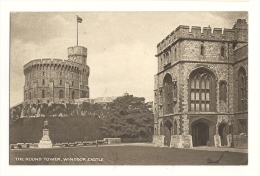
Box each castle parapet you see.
[41,58,52,64]
[156,22,246,54]
[191,26,201,38]
[213,28,222,38]
[24,58,89,73]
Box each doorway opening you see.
[192,121,210,147]
[164,120,172,146]
[218,123,229,146]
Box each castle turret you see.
[68,46,87,65]
[233,19,248,41]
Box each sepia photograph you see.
[9,11,249,165]
[1,1,260,176]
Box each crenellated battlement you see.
[157,19,247,54]
[22,45,91,102]
[23,58,89,74]
[157,26,236,48]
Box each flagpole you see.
[77,16,78,46]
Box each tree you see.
[100,95,154,139]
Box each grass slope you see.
[10,116,103,144]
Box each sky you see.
[10,12,248,107]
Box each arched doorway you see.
[164,120,172,146]
[192,120,211,147]
[218,123,229,146]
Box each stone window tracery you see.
[189,68,216,112]
[238,67,247,111]
[163,74,176,115]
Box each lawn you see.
[10,116,103,144]
[9,146,248,165]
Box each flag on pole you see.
[77,16,83,23]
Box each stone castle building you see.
[153,19,248,148]
[23,46,90,104]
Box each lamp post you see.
[96,130,99,147]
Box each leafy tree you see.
[100,95,154,139]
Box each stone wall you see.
[103,138,121,144]
[233,45,248,62]
[170,135,193,148]
[153,135,164,147]
[233,59,248,113]
[181,40,233,62]
[227,134,247,148]
[153,20,248,145]
[214,134,221,147]
[156,19,247,56]
[233,134,248,148]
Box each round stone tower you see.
[23,45,90,104]
[68,46,87,65]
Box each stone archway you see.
[191,119,213,147]
[218,123,229,146]
[164,120,172,146]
